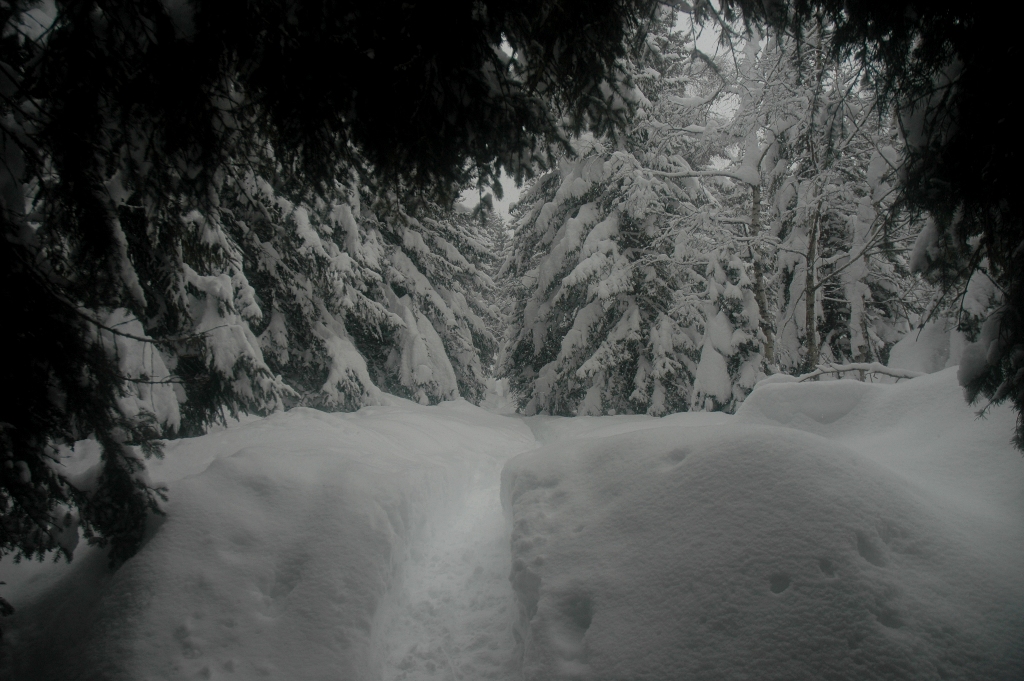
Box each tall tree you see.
[501,12,709,416]
[690,246,764,411]
[668,21,923,377]
[691,1,1024,444]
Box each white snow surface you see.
[1,400,534,681]
[2,370,1022,680]
[502,369,1024,680]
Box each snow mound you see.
[1,400,535,681]
[737,368,1023,521]
[522,411,730,445]
[502,371,1023,680]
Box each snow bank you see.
[4,370,1021,680]
[521,411,730,445]
[738,368,1023,523]
[1,400,534,681]
[502,369,1024,680]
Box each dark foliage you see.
[0,0,660,615]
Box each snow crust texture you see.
[2,370,1022,681]
[502,369,1023,680]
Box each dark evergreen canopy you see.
[0,0,658,597]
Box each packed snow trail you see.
[0,400,537,681]
[373,471,519,680]
[370,410,732,680]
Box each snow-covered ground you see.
[504,369,1023,679]
[2,369,1022,680]
[0,401,535,680]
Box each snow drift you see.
[502,369,1024,680]
[1,369,1021,680]
[0,401,535,681]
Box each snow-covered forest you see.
[1,1,1022,679]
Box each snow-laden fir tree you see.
[473,203,515,361]
[371,190,499,405]
[501,12,712,416]
[691,247,764,411]
[227,170,396,412]
[645,25,777,413]
[502,143,701,416]
[219,168,499,410]
[673,21,926,376]
[756,31,922,373]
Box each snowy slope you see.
[0,399,535,681]
[738,368,1023,525]
[2,370,1022,680]
[502,369,1024,680]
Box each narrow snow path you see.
[373,469,519,681]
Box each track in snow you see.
[374,473,519,681]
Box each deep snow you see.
[503,369,1023,680]
[1,369,1022,680]
[0,401,535,680]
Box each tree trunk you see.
[748,183,774,366]
[804,212,819,371]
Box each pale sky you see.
[459,172,522,223]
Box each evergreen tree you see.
[371,190,499,405]
[502,11,709,416]
[503,144,701,416]
[227,169,396,412]
[691,247,764,411]
[674,21,926,376]
[232,172,500,410]
[752,29,923,374]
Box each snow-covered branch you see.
[797,362,924,382]
[648,167,760,185]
